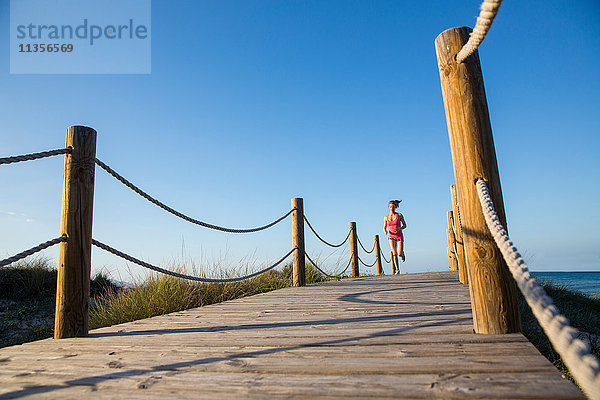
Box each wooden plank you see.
[0,373,583,399]
[0,272,584,399]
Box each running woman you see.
[383,200,406,274]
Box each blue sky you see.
[1,0,599,280]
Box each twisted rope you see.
[0,148,71,165]
[305,252,336,278]
[358,254,376,268]
[95,158,294,233]
[0,236,67,267]
[476,179,600,399]
[305,252,353,278]
[338,254,353,276]
[381,251,390,264]
[357,235,375,254]
[92,238,296,283]
[456,0,503,63]
[303,215,352,248]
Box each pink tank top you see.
[387,214,403,240]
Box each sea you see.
[531,272,600,297]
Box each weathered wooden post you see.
[447,211,459,271]
[291,198,306,287]
[451,184,468,284]
[55,126,97,339]
[435,27,521,334]
[374,235,383,276]
[349,222,359,277]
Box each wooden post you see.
[451,184,468,284]
[291,198,306,287]
[447,211,459,271]
[374,235,383,276]
[435,27,520,334]
[349,222,359,277]
[55,126,97,339]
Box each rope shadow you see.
[86,308,472,338]
[0,317,473,399]
[337,286,472,306]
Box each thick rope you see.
[305,252,353,278]
[476,179,600,399]
[92,238,296,283]
[95,158,294,233]
[357,235,375,254]
[0,236,67,267]
[303,215,352,248]
[0,148,71,165]
[357,254,376,268]
[305,252,336,278]
[337,254,353,276]
[456,0,503,64]
[381,251,390,264]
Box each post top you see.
[434,26,472,43]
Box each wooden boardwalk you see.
[0,271,584,399]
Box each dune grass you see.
[0,257,336,346]
[0,257,117,348]
[3,257,599,389]
[89,262,332,329]
[518,283,600,382]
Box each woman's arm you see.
[383,216,388,235]
[399,214,407,230]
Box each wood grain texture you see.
[451,184,468,284]
[435,27,520,334]
[447,211,459,271]
[374,235,383,276]
[349,222,359,278]
[1,272,583,399]
[291,198,305,287]
[54,126,97,339]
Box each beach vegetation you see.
[519,283,600,383]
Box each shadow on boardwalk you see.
[0,272,583,399]
[0,316,470,399]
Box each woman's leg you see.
[389,239,398,274]
[393,240,401,273]
[398,239,405,262]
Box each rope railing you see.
[337,254,353,277]
[357,254,376,268]
[303,215,352,248]
[95,158,294,233]
[337,253,354,276]
[305,252,353,278]
[357,235,375,254]
[305,252,336,278]
[0,148,71,165]
[0,235,68,267]
[381,251,390,264]
[92,238,296,283]
[476,179,600,399]
[2,131,383,338]
[456,0,503,63]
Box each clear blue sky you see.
[1,0,599,281]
